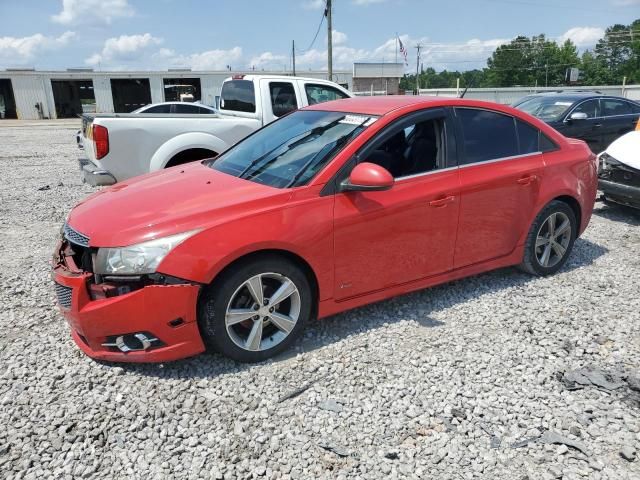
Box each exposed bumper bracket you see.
[81,162,117,186]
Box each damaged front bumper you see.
[52,239,205,363]
[598,153,640,210]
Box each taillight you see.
[93,124,109,160]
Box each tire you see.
[198,256,313,362]
[520,200,577,276]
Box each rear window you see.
[220,80,256,113]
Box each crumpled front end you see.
[52,223,205,363]
[598,152,640,210]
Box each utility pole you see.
[415,44,422,95]
[545,63,548,87]
[292,40,296,76]
[326,0,333,81]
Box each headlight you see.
[94,230,199,275]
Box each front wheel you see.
[520,200,577,276]
[198,256,313,362]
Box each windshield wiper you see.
[285,118,369,188]
[239,118,346,180]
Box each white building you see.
[0,69,353,120]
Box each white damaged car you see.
[598,125,640,210]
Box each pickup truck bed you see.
[78,75,352,185]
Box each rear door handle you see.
[429,195,456,207]
[517,175,537,186]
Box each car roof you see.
[304,95,536,116]
[304,95,454,115]
[521,91,603,101]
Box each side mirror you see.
[568,112,588,121]
[341,162,394,192]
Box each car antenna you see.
[459,75,476,98]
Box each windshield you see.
[206,110,376,188]
[515,96,574,121]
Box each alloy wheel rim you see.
[535,211,571,268]
[225,272,301,352]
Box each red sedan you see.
[53,96,598,363]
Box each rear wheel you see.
[198,257,312,362]
[520,200,577,276]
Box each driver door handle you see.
[517,175,538,186]
[429,195,456,207]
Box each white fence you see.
[417,85,640,104]
[353,90,389,96]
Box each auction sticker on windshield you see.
[339,115,377,126]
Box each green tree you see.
[485,36,533,86]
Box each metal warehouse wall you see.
[7,74,53,120]
[1,70,354,119]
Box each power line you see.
[299,2,326,54]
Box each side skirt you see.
[317,246,525,319]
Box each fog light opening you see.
[102,332,162,352]
[168,318,185,328]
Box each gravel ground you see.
[0,121,639,480]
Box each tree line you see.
[399,18,640,90]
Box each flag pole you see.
[395,32,398,64]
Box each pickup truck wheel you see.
[198,257,312,362]
[520,200,576,276]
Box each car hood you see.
[67,162,290,247]
[604,131,640,170]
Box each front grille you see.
[55,283,73,308]
[64,223,90,247]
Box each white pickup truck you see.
[79,75,352,185]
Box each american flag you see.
[398,36,408,66]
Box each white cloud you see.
[0,31,75,66]
[559,27,605,47]
[332,30,348,45]
[86,33,162,66]
[249,51,288,69]
[287,34,510,71]
[353,0,387,4]
[169,47,244,70]
[303,0,325,9]
[52,0,134,25]
[83,31,511,72]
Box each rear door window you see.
[142,104,171,113]
[601,99,633,117]
[269,82,298,117]
[456,108,519,164]
[173,103,201,114]
[220,80,256,113]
